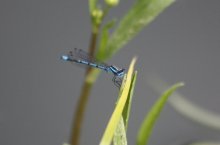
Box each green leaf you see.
[122,71,137,130]
[99,58,137,145]
[106,0,175,59]
[96,20,116,61]
[147,76,220,131]
[113,116,127,145]
[113,71,137,145]
[137,82,184,145]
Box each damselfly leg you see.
[112,76,123,88]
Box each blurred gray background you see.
[0,0,220,145]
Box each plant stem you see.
[69,26,100,145]
[86,29,99,74]
[89,30,98,58]
[69,80,93,145]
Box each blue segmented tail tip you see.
[61,55,69,61]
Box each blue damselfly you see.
[61,48,125,87]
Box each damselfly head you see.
[116,68,125,77]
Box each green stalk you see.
[69,25,100,145]
[69,81,93,145]
[69,4,111,144]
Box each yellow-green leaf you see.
[100,57,137,145]
[113,71,137,145]
[113,116,127,145]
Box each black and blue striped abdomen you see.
[61,52,125,77]
[75,59,107,71]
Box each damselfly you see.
[61,48,125,87]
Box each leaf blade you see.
[113,116,127,145]
[97,20,116,61]
[113,71,137,145]
[122,71,137,130]
[137,82,184,145]
[99,57,137,145]
[147,76,220,131]
[106,0,175,58]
